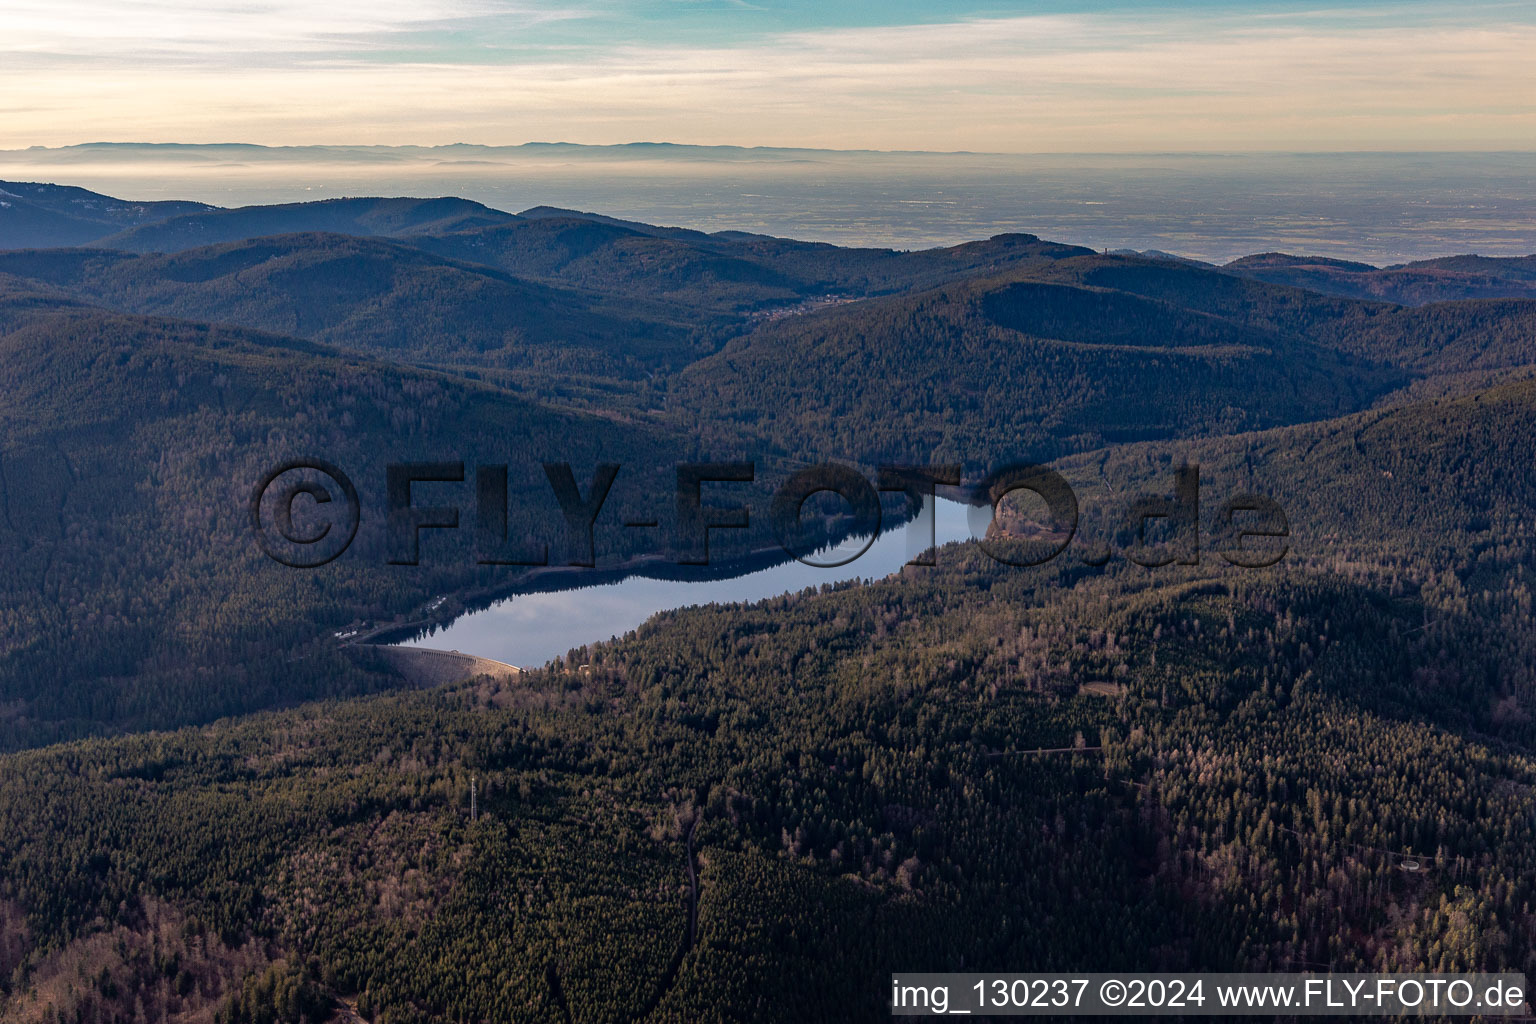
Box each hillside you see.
[0,289,684,750]
[0,235,717,380]
[3,374,1536,1021]
[669,259,1423,462]
[1225,252,1536,304]
[415,215,1094,311]
[97,196,518,253]
[0,181,215,249]
[1022,253,1536,373]
[2,185,1094,312]
[11,231,1524,753]
[2,199,1534,759]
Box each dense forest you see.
[1,181,1535,1021]
[0,236,722,382]
[0,288,697,749]
[1224,252,1536,305]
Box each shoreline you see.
[346,497,985,653]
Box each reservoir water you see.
[400,496,987,668]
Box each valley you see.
[0,179,1534,1022]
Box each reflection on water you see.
[401,497,986,667]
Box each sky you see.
[2,0,1534,151]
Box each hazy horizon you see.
[10,141,1536,156]
[4,145,1533,264]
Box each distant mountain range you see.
[0,141,989,163]
[1225,251,1536,304]
[4,179,1534,306]
[0,189,514,252]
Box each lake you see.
[399,496,987,668]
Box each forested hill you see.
[1225,251,1536,305]
[0,186,1534,752]
[2,182,1101,311]
[8,180,1536,305]
[96,196,518,253]
[0,235,720,381]
[0,266,1530,753]
[1069,371,1536,618]
[670,256,1536,462]
[0,181,214,249]
[0,289,685,750]
[411,216,1095,311]
[0,185,515,252]
[3,369,1536,1021]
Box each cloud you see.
[1,7,1533,150]
[1,0,588,58]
